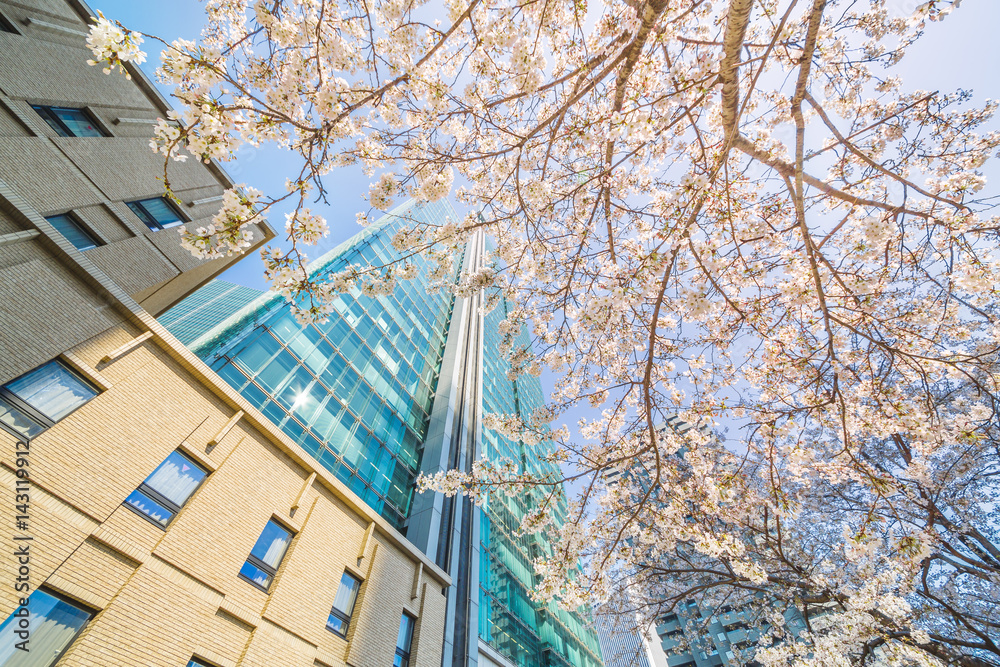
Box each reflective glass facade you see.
[160,280,263,346]
[479,291,603,667]
[192,200,457,530]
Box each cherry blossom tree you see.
[87,0,999,663]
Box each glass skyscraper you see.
[164,199,602,667]
[159,279,263,345]
[182,200,455,530]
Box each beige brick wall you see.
[0,315,449,666]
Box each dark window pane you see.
[5,360,98,421]
[127,198,184,231]
[331,572,360,614]
[0,14,18,34]
[32,105,70,136]
[52,107,105,137]
[238,560,273,590]
[141,198,183,226]
[0,589,91,667]
[326,613,348,637]
[126,201,156,229]
[46,214,99,251]
[327,571,361,636]
[396,613,414,651]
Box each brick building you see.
[0,1,449,665]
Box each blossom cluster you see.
[88,0,1000,661]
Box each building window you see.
[123,450,208,528]
[394,612,415,667]
[0,359,100,439]
[0,12,18,34]
[126,197,185,231]
[326,571,362,637]
[187,660,215,667]
[45,214,101,251]
[238,519,293,591]
[31,105,107,138]
[0,589,92,667]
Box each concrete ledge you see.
[60,351,112,391]
[44,574,107,611]
[0,229,39,247]
[218,598,260,629]
[89,525,147,565]
[23,17,88,37]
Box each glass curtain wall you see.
[197,200,457,531]
[160,280,263,346]
[478,290,604,667]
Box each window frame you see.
[0,587,95,667]
[126,197,187,232]
[45,212,102,251]
[187,659,218,667]
[0,11,19,34]
[122,449,209,529]
[31,104,108,138]
[394,611,416,667]
[326,570,363,638]
[0,359,100,439]
[238,518,294,592]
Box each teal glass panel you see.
[304,339,336,375]
[289,324,323,360]
[217,363,249,391]
[234,331,281,375]
[46,214,99,251]
[270,312,303,344]
[275,366,314,410]
[257,350,298,392]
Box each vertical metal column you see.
[408,228,486,667]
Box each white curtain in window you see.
[260,533,290,568]
[0,396,43,438]
[0,592,89,666]
[7,362,95,421]
[332,575,359,613]
[146,459,201,507]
